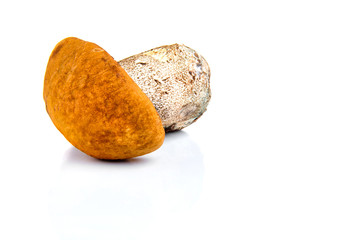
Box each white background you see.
[1,0,360,239]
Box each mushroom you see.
[119,44,211,132]
[43,37,165,160]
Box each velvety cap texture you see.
[44,37,165,159]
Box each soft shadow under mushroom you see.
[49,131,203,240]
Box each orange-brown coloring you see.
[44,37,164,159]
